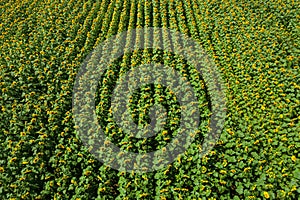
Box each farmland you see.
[0,0,299,199]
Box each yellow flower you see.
[33,157,39,163]
[162,130,168,135]
[0,167,4,172]
[263,191,270,199]
[220,179,227,185]
[291,155,296,161]
[84,170,91,176]
[279,114,283,118]
[244,167,251,172]
[9,157,17,163]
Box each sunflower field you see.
[0,0,299,199]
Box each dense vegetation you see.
[0,0,299,199]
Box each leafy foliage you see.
[0,0,299,199]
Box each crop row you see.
[0,0,299,199]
